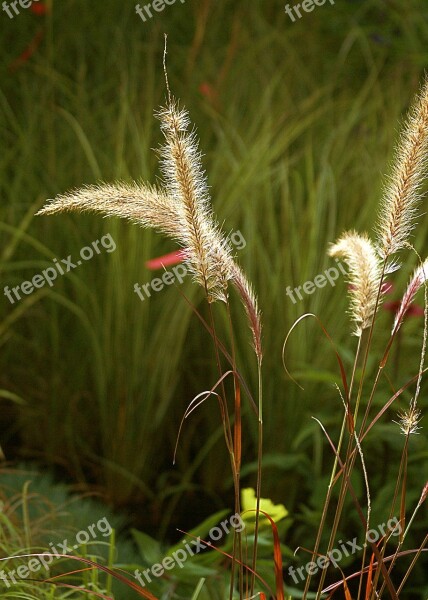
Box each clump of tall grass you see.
[0,467,145,599]
[36,46,265,598]
[287,78,428,599]
[35,47,428,597]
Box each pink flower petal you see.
[145,250,185,270]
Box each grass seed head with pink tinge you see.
[230,262,263,363]
[392,258,428,334]
[419,482,428,506]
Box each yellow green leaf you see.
[241,487,288,527]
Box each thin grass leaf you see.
[190,578,206,600]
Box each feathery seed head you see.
[36,181,183,239]
[394,407,422,436]
[329,231,383,336]
[392,258,428,334]
[36,84,262,357]
[230,263,263,362]
[37,103,235,304]
[419,482,428,506]
[156,99,232,302]
[376,78,428,259]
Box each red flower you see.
[145,250,185,270]
[30,2,49,15]
[383,300,424,318]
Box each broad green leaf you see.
[131,529,162,565]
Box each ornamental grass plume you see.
[419,481,428,507]
[230,262,262,362]
[37,64,264,598]
[392,258,428,335]
[328,80,428,338]
[328,231,383,336]
[376,77,428,260]
[36,88,262,361]
[155,97,232,302]
[36,181,180,236]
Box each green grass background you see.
[1,0,428,596]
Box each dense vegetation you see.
[1,0,427,597]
